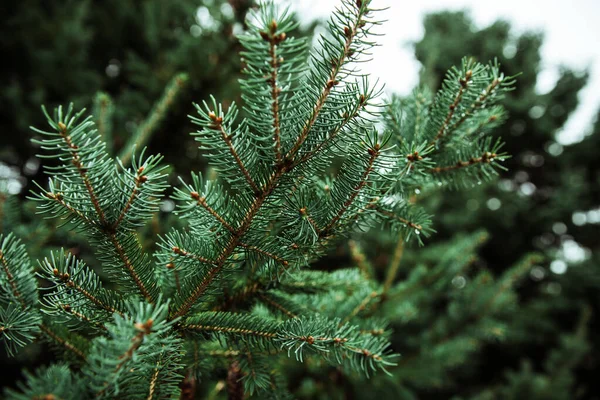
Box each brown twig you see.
[429,70,472,146]
[322,146,379,233]
[209,113,260,194]
[428,152,497,174]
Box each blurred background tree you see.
[406,10,599,398]
[0,0,253,191]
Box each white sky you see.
[274,0,600,145]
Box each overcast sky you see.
[274,0,600,145]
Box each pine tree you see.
[1,1,518,398]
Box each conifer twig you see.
[39,324,87,361]
[52,267,124,317]
[341,291,379,325]
[323,146,380,232]
[239,242,289,266]
[383,237,404,296]
[0,249,24,307]
[96,318,154,397]
[45,192,98,227]
[450,78,500,133]
[429,69,472,146]
[286,2,369,160]
[263,19,284,164]
[257,293,297,319]
[209,113,261,194]
[429,152,497,174]
[190,191,236,234]
[113,167,147,230]
[57,121,153,302]
[57,122,107,224]
[172,246,216,265]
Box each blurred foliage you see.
[411,10,599,398]
[1,0,253,188]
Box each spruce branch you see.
[190,191,236,234]
[39,323,88,362]
[428,151,498,174]
[54,119,108,224]
[39,251,125,319]
[118,73,189,166]
[239,242,289,267]
[93,92,114,154]
[322,142,380,233]
[285,0,376,160]
[429,68,473,146]
[265,19,285,164]
[182,313,395,375]
[0,234,40,356]
[382,237,404,296]
[31,105,160,302]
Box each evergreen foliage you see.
[1,0,252,189]
[0,1,522,398]
[407,11,600,397]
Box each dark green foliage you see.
[4,364,87,400]
[1,0,252,186]
[0,1,532,398]
[0,233,41,356]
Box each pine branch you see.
[340,290,380,325]
[171,167,284,318]
[322,144,380,233]
[171,246,216,266]
[207,112,261,194]
[428,151,497,173]
[449,77,501,133]
[56,121,108,224]
[32,106,159,302]
[190,191,236,234]
[257,293,297,319]
[95,318,154,398]
[50,266,123,317]
[285,0,372,160]
[112,168,147,229]
[239,242,289,267]
[383,237,404,296]
[0,248,25,307]
[43,191,98,227]
[107,232,154,303]
[263,19,285,164]
[40,323,87,362]
[118,73,189,165]
[429,69,472,146]
[146,357,161,400]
